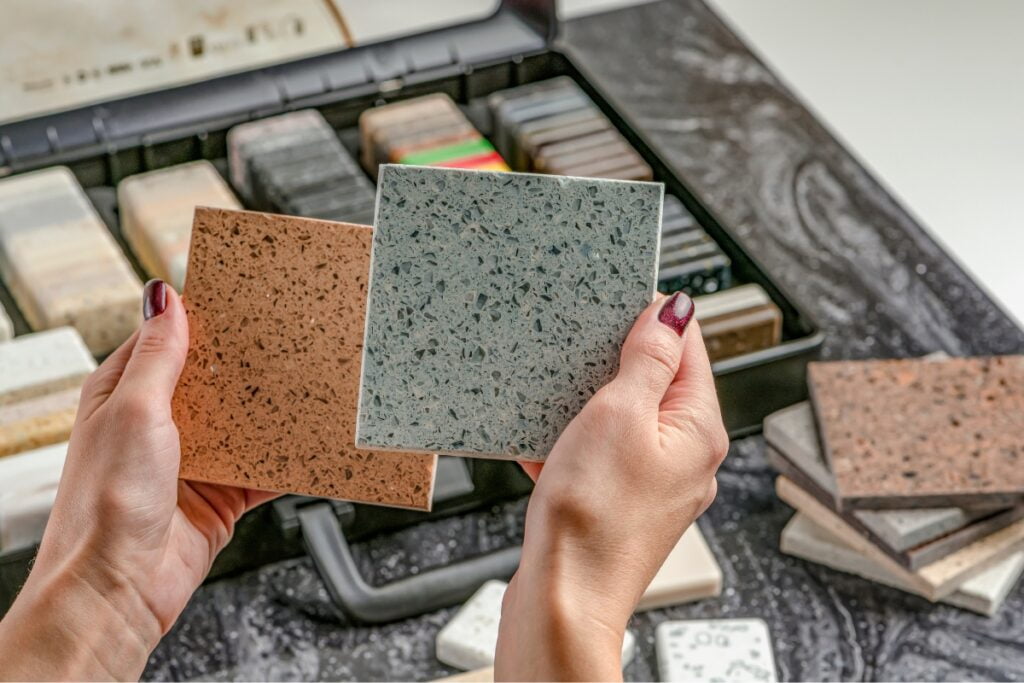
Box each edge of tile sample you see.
[655,618,777,683]
[118,160,241,290]
[808,357,1024,510]
[0,441,67,551]
[781,513,1024,616]
[172,208,437,509]
[637,522,723,611]
[0,166,142,354]
[0,303,11,341]
[0,327,95,404]
[776,476,1024,601]
[357,165,663,460]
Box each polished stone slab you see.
[656,618,776,683]
[357,165,662,460]
[172,208,437,509]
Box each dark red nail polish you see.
[143,279,167,320]
[658,292,694,336]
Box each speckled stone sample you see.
[0,327,95,396]
[435,579,635,671]
[118,160,241,291]
[637,523,722,611]
[809,356,1024,509]
[776,476,1024,601]
[656,618,777,683]
[0,167,142,354]
[0,441,66,551]
[357,165,662,460]
[782,513,1024,617]
[0,386,81,458]
[0,304,11,342]
[171,208,437,509]
[765,401,990,552]
[435,580,505,671]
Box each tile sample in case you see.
[637,523,722,611]
[0,327,94,457]
[0,303,11,341]
[658,194,731,296]
[781,512,1024,616]
[118,160,241,291]
[763,401,1023,569]
[776,476,1024,601]
[435,579,636,672]
[172,208,437,509]
[655,618,777,683]
[0,441,67,551]
[0,167,142,354]
[693,284,782,362]
[357,165,662,460]
[809,356,1024,509]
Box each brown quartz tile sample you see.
[809,356,1024,510]
[172,208,437,509]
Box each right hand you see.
[496,292,728,681]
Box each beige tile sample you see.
[118,160,241,291]
[637,523,723,611]
[0,303,11,341]
[0,327,94,458]
[172,208,437,509]
[776,476,1024,601]
[0,167,142,354]
[781,513,1024,616]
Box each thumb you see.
[610,292,694,407]
[114,279,189,410]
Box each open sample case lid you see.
[0,0,556,178]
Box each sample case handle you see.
[298,501,520,623]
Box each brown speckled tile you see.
[808,356,1024,510]
[172,208,437,509]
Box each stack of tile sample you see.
[118,160,241,291]
[433,526,721,678]
[767,355,1024,615]
[487,77,652,181]
[692,284,782,362]
[0,167,142,354]
[228,110,376,225]
[0,328,95,458]
[659,194,732,296]
[359,94,510,177]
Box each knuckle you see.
[584,386,644,428]
[539,486,600,533]
[631,336,680,382]
[133,331,180,358]
[113,390,162,426]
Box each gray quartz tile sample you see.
[357,165,662,460]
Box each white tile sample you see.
[0,167,142,354]
[0,303,11,341]
[0,327,95,402]
[781,512,1024,617]
[437,580,506,671]
[358,165,662,460]
[638,523,722,611]
[0,441,67,550]
[656,618,777,683]
[436,579,636,672]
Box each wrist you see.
[0,548,161,680]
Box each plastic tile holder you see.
[0,0,822,622]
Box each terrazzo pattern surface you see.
[809,357,1024,509]
[141,1,1024,680]
[358,165,662,460]
[172,208,436,508]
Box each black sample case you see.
[0,0,822,621]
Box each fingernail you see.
[143,279,167,320]
[658,292,694,336]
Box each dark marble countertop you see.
[144,1,1024,680]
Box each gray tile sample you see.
[765,402,1024,569]
[357,165,662,460]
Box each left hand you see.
[0,280,277,680]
